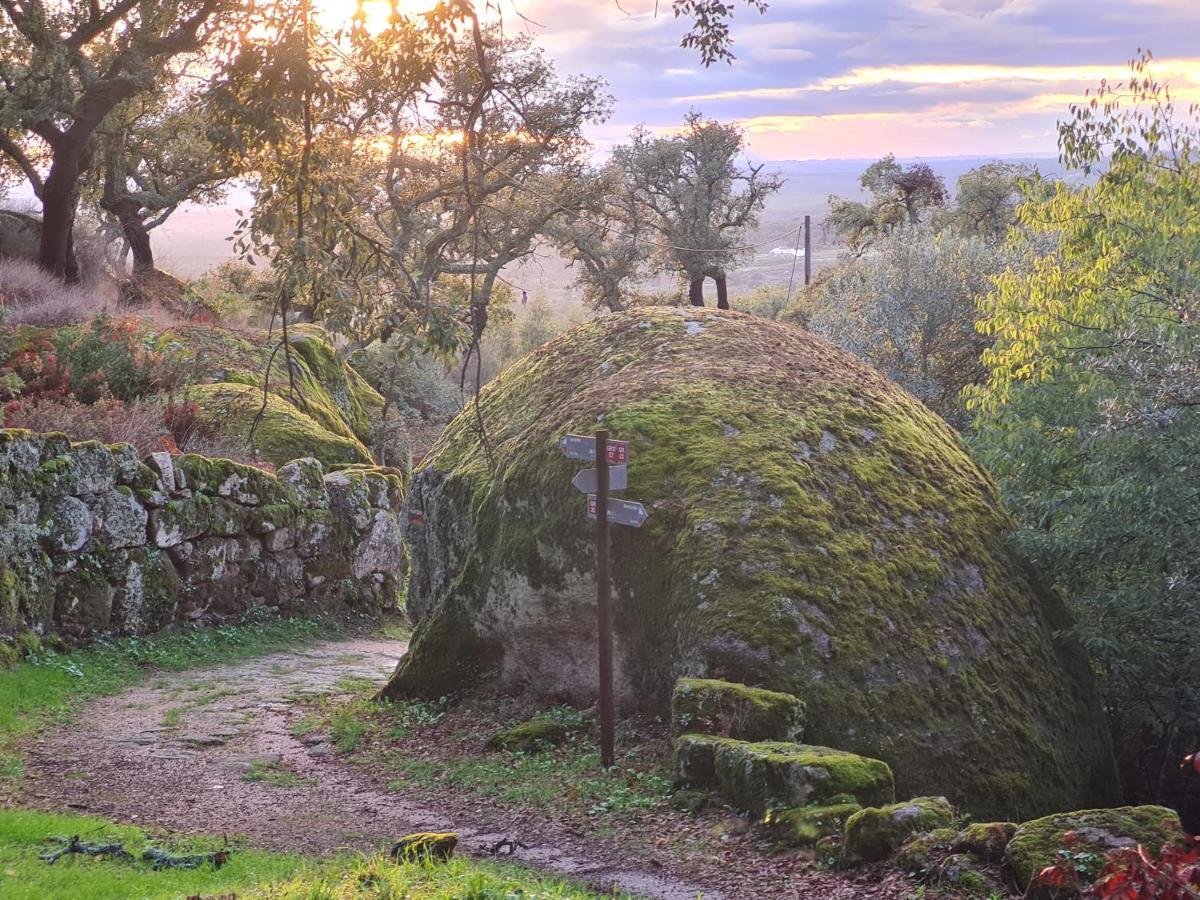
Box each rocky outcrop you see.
[383,306,1117,819]
[0,429,403,639]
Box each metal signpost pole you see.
[595,429,615,769]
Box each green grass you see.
[241,760,317,788]
[0,618,326,780]
[0,807,611,899]
[385,747,673,815]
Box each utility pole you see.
[804,214,812,286]
[594,429,614,769]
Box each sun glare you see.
[315,0,440,33]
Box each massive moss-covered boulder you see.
[383,307,1116,819]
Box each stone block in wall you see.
[278,458,328,509]
[89,488,149,549]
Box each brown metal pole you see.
[804,214,812,286]
[595,429,614,769]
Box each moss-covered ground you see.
[0,807,610,899]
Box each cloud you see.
[676,58,1200,102]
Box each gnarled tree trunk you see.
[689,277,705,306]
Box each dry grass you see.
[0,259,112,327]
[1,395,169,454]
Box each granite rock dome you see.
[384,307,1116,819]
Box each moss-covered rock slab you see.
[951,821,1016,862]
[1005,805,1184,892]
[675,734,894,815]
[762,801,862,847]
[384,307,1116,819]
[672,677,804,742]
[486,718,571,753]
[843,796,956,864]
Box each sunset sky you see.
[428,0,1200,160]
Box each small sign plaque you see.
[572,464,628,494]
[587,494,648,528]
[561,434,629,464]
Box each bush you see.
[51,315,184,403]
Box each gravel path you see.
[15,637,719,900]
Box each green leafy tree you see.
[94,88,232,273]
[0,0,236,278]
[795,224,1009,427]
[936,161,1034,241]
[827,153,947,254]
[614,111,782,308]
[969,53,1200,804]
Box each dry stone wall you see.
[0,429,404,639]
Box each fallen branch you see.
[40,834,232,870]
[488,837,529,857]
[40,835,134,865]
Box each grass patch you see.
[310,690,672,824]
[0,617,327,782]
[0,807,610,899]
[290,716,321,738]
[241,760,317,788]
[160,707,184,731]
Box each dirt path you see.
[15,638,717,900]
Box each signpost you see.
[561,431,648,769]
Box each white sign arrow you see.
[572,464,628,494]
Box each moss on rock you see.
[187,383,371,468]
[951,821,1016,862]
[384,307,1117,819]
[486,718,571,753]
[843,796,956,864]
[1005,805,1184,892]
[762,801,863,847]
[675,734,894,815]
[671,677,805,742]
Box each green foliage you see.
[732,284,790,320]
[614,111,782,284]
[798,225,1012,428]
[827,154,948,253]
[969,53,1200,795]
[52,316,166,403]
[0,808,608,900]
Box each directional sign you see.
[572,464,628,494]
[587,494,648,528]
[560,434,629,464]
